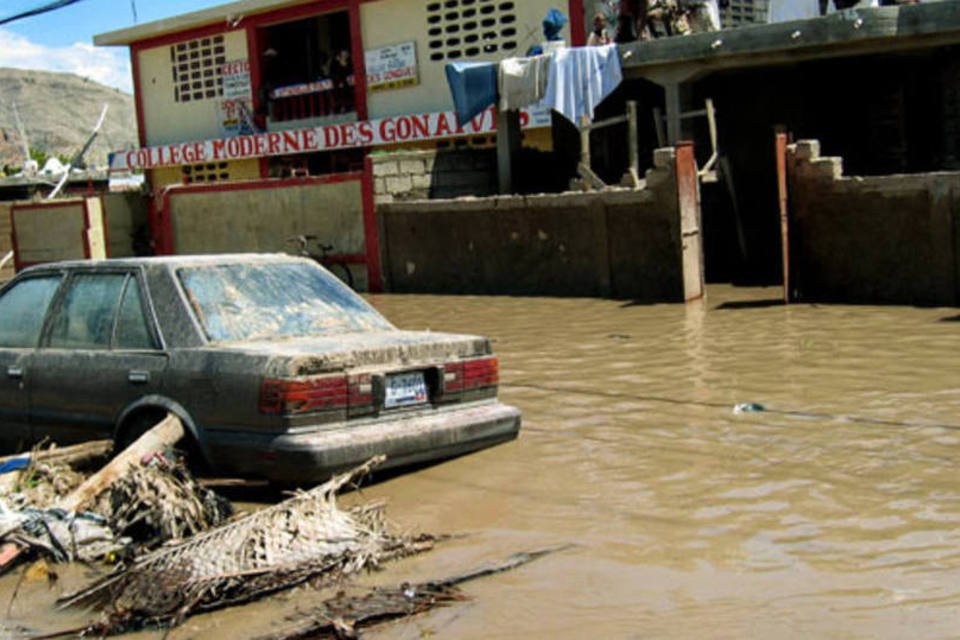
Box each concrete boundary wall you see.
[371,149,496,203]
[788,140,960,305]
[378,147,696,300]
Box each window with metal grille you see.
[426,0,519,62]
[170,35,227,103]
[182,162,230,184]
[721,0,768,28]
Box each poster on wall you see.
[221,60,252,99]
[218,60,256,136]
[365,42,419,92]
[217,99,256,136]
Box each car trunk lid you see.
[217,330,498,428]
[215,330,492,376]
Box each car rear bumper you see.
[207,401,521,483]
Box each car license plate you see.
[384,371,428,409]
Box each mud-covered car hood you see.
[210,330,492,375]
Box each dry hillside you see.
[0,68,137,170]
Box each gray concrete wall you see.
[371,149,496,204]
[378,148,687,300]
[167,179,369,291]
[788,139,960,305]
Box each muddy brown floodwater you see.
[5,286,960,639]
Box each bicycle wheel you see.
[324,261,355,289]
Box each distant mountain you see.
[0,68,137,171]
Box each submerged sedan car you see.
[0,254,520,482]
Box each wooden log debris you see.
[254,545,575,640]
[57,414,184,514]
[0,440,112,472]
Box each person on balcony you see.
[330,49,354,114]
[588,12,613,45]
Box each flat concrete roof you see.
[621,2,960,83]
[94,0,312,46]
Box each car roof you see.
[17,253,310,274]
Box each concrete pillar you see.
[496,109,521,194]
[665,82,682,145]
[663,81,695,144]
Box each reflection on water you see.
[5,286,960,638]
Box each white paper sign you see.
[365,42,418,91]
[221,60,252,100]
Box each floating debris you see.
[0,501,125,568]
[92,454,232,548]
[0,440,112,503]
[0,416,227,575]
[733,403,766,415]
[56,455,436,635]
[255,545,574,640]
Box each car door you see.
[0,274,63,451]
[29,270,168,445]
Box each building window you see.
[171,35,227,103]
[722,0,768,28]
[258,10,354,125]
[182,162,230,184]
[426,0,519,62]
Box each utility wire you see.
[0,0,89,27]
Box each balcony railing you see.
[268,75,355,124]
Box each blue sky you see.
[0,0,230,92]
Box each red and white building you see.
[95,0,589,290]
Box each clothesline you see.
[445,44,624,128]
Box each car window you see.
[48,273,126,350]
[115,277,157,350]
[178,262,393,342]
[0,276,62,348]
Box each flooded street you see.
[6,285,960,638]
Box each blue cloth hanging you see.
[444,61,498,124]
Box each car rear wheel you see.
[116,410,209,475]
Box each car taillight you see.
[444,357,498,393]
[260,373,373,415]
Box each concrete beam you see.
[95,0,306,46]
[620,3,960,82]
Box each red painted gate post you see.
[674,142,704,302]
[775,130,791,304]
[362,155,384,293]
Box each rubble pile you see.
[0,415,565,638]
[92,454,232,546]
[13,461,85,507]
[0,439,231,575]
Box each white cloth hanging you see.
[499,55,551,111]
[541,44,622,125]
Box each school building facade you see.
[95,0,590,290]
